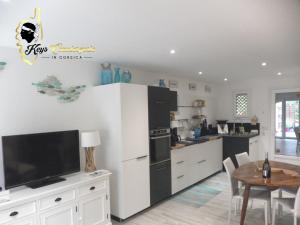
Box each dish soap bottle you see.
[262,153,271,179]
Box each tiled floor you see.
[275,138,300,157]
[112,173,298,225]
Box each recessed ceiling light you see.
[170,49,176,54]
[198,72,203,75]
[277,72,282,76]
[224,78,228,82]
[261,62,267,67]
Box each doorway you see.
[275,92,300,156]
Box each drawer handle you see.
[90,186,96,191]
[177,175,184,179]
[197,160,206,164]
[55,197,62,202]
[176,161,184,164]
[9,211,18,217]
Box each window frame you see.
[232,90,251,119]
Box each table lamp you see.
[81,130,101,172]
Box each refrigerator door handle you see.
[136,155,148,160]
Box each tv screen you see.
[2,130,80,189]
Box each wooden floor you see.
[112,173,298,225]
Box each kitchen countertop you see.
[222,133,259,138]
[171,135,222,150]
[171,133,259,150]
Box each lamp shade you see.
[81,130,101,148]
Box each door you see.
[121,156,150,219]
[78,192,108,225]
[275,92,300,156]
[148,86,171,130]
[40,204,77,225]
[120,84,149,161]
[150,160,171,205]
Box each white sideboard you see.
[0,171,111,225]
[171,139,223,194]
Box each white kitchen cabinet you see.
[78,192,108,225]
[171,139,223,194]
[0,172,111,225]
[40,204,77,225]
[93,84,150,220]
[249,137,259,161]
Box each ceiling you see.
[1,0,300,82]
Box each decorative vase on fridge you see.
[100,63,113,85]
[121,70,132,83]
[114,67,121,83]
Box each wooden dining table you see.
[233,160,300,225]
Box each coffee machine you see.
[170,121,181,146]
[171,128,181,146]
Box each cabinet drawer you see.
[78,180,106,198]
[0,202,36,224]
[171,159,186,179]
[39,190,75,211]
[172,174,188,194]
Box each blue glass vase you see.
[114,67,121,83]
[100,63,113,85]
[159,79,166,87]
[121,70,132,83]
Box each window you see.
[233,92,249,118]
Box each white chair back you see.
[223,157,238,197]
[235,152,251,167]
[294,187,300,217]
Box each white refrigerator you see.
[93,83,150,220]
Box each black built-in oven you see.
[149,129,171,165]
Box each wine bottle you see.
[262,153,271,178]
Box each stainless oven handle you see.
[150,135,171,140]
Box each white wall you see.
[215,75,300,165]
[0,55,217,189]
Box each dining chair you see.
[236,152,251,166]
[272,187,300,225]
[223,157,271,225]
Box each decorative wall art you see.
[169,80,178,89]
[0,62,7,70]
[188,83,197,91]
[32,76,86,103]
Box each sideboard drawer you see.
[78,180,106,198]
[0,202,36,224]
[39,190,75,211]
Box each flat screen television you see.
[2,130,80,189]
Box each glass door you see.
[275,92,300,157]
[285,100,299,138]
